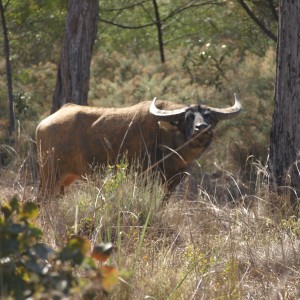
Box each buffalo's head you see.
[150,94,242,161]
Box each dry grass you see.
[1,150,300,299]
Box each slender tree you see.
[269,0,300,208]
[51,0,99,113]
[152,0,164,63]
[0,0,15,138]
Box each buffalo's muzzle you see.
[195,123,208,131]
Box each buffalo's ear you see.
[157,121,178,131]
[158,121,185,150]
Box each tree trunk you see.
[0,0,15,138]
[152,0,165,64]
[269,0,300,207]
[51,0,99,113]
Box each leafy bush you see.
[0,196,118,299]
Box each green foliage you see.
[14,91,38,121]
[0,196,50,299]
[4,0,67,65]
[0,196,118,299]
[182,42,232,89]
[59,236,90,265]
[103,163,127,194]
[280,216,300,238]
[99,1,276,57]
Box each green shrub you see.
[0,196,118,299]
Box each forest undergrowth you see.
[1,147,300,299]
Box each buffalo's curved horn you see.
[150,94,242,120]
[201,93,242,120]
[150,97,188,118]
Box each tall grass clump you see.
[40,162,165,249]
[0,119,39,201]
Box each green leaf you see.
[0,197,20,220]
[27,224,43,240]
[9,196,20,212]
[81,257,97,270]
[60,237,90,265]
[21,202,39,220]
[1,202,13,220]
[29,243,53,260]
[1,239,19,255]
[23,257,47,275]
[8,223,24,235]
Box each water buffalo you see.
[36,95,241,197]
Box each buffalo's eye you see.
[170,120,179,126]
[203,111,212,120]
[186,113,195,121]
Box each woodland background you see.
[2,1,300,299]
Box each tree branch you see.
[99,18,154,29]
[4,0,11,11]
[99,0,224,31]
[152,0,165,63]
[101,0,149,12]
[165,0,224,21]
[238,0,277,42]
